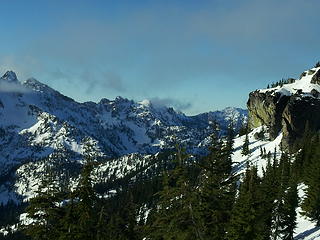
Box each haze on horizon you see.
[0,0,320,115]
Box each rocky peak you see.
[1,71,18,83]
[23,78,61,98]
[248,65,320,151]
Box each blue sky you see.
[0,0,320,115]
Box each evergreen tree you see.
[24,166,64,240]
[72,158,98,239]
[241,132,250,156]
[58,193,78,240]
[238,121,248,137]
[199,123,236,239]
[105,192,139,240]
[260,155,280,240]
[280,181,298,240]
[227,165,264,240]
[301,134,320,226]
[58,140,100,240]
[146,145,204,240]
[222,121,235,174]
[272,154,298,240]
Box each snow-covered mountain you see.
[0,70,247,203]
[1,64,320,239]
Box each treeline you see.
[267,78,295,89]
[2,123,320,239]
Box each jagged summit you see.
[23,77,53,92]
[0,71,18,83]
[0,70,247,177]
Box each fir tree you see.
[72,159,98,240]
[146,145,205,240]
[199,123,236,239]
[223,121,235,174]
[24,166,64,240]
[272,154,298,240]
[241,132,250,156]
[58,193,78,240]
[280,181,298,240]
[227,165,264,240]
[301,134,320,226]
[260,155,280,240]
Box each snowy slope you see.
[0,70,247,169]
[259,67,320,97]
[231,127,320,239]
[10,124,320,239]
[0,70,247,205]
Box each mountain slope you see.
[0,70,247,204]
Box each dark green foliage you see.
[145,145,205,240]
[11,120,311,240]
[72,161,97,240]
[223,121,235,173]
[277,181,298,240]
[0,231,31,240]
[241,132,250,156]
[314,61,320,68]
[238,122,248,137]
[106,192,140,240]
[198,123,236,239]
[268,78,295,88]
[301,134,320,226]
[0,201,27,229]
[254,127,266,141]
[260,155,280,240]
[272,153,298,240]
[227,165,264,240]
[24,167,64,240]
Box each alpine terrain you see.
[1,64,320,239]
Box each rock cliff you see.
[247,66,320,150]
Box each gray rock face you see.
[282,96,320,150]
[248,90,320,151]
[1,71,18,83]
[247,90,290,139]
[311,69,320,84]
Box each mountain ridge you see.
[0,70,247,203]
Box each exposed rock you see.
[311,69,320,84]
[247,90,290,139]
[311,89,319,98]
[281,96,320,150]
[300,71,307,79]
[247,66,320,151]
[0,71,18,83]
[248,89,320,151]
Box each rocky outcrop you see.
[281,96,320,150]
[248,90,320,151]
[311,69,320,84]
[247,91,290,139]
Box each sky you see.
[0,0,320,115]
